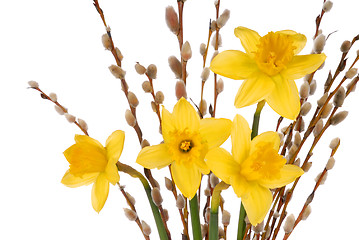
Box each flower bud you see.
[168,56,182,79]
[78,118,88,132]
[109,65,126,79]
[211,32,222,48]
[125,109,136,127]
[302,162,312,172]
[199,99,207,116]
[101,33,112,50]
[201,67,211,82]
[64,113,76,123]
[142,81,153,93]
[146,64,157,79]
[216,78,224,94]
[49,92,57,102]
[340,40,351,53]
[346,77,358,94]
[200,43,206,56]
[309,79,317,95]
[321,103,333,118]
[201,224,208,237]
[135,63,146,75]
[313,34,326,53]
[313,119,323,137]
[165,6,179,34]
[333,86,345,107]
[123,208,137,221]
[326,157,335,170]
[300,81,310,99]
[162,209,169,222]
[329,137,340,150]
[317,93,328,107]
[322,1,333,12]
[164,177,173,191]
[54,105,65,115]
[210,20,217,32]
[345,68,358,79]
[176,194,185,209]
[28,80,39,88]
[222,210,231,226]
[302,205,312,220]
[210,173,219,188]
[141,139,150,149]
[283,214,295,233]
[181,41,192,61]
[253,221,264,233]
[115,47,123,61]
[155,91,164,104]
[151,101,157,113]
[175,80,187,100]
[141,220,151,236]
[125,191,136,206]
[294,132,301,147]
[300,102,311,116]
[217,9,230,28]
[151,187,163,207]
[315,172,328,185]
[330,111,348,125]
[128,91,139,108]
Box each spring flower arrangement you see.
[28,0,359,239]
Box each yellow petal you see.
[231,114,251,164]
[194,158,210,175]
[161,107,175,144]
[172,98,200,132]
[234,26,261,56]
[258,164,304,189]
[61,170,98,188]
[205,147,240,183]
[210,50,258,80]
[171,161,201,199]
[231,175,249,198]
[91,173,109,213]
[250,131,280,155]
[276,30,307,55]
[75,134,104,150]
[265,75,300,120]
[199,118,232,150]
[105,130,125,164]
[104,161,120,185]
[282,54,326,80]
[242,183,273,226]
[136,144,173,169]
[234,73,274,108]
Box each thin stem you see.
[189,194,202,240]
[209,182,229,240]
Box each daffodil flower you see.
[136,98,232,199]
[210,27,326,120]
[206,115,304,225]
[61,130,125,213]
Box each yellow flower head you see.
[136,98,232,199]
[61,130,125,213]
[210,27,326,120]
[206,115,304,225]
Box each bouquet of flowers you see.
[27,0,358,239]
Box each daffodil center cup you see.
[254,32,296,76]
[241,142,285,181]
[179,140,193,152]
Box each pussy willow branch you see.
[30,86,89,136]
[282,144,339,240]
[143,70,162,126]
[117,183,151,240]
[211,0,221,118]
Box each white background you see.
[1,0,359,239]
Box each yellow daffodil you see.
[61,130,125,213]
[136,98,232,199]
[210,27,326,120]
[206,115,303,225]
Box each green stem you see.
[117,162,169,240]
[237,100,265,240]
[189,194,202,240]
[209,182,230,240]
